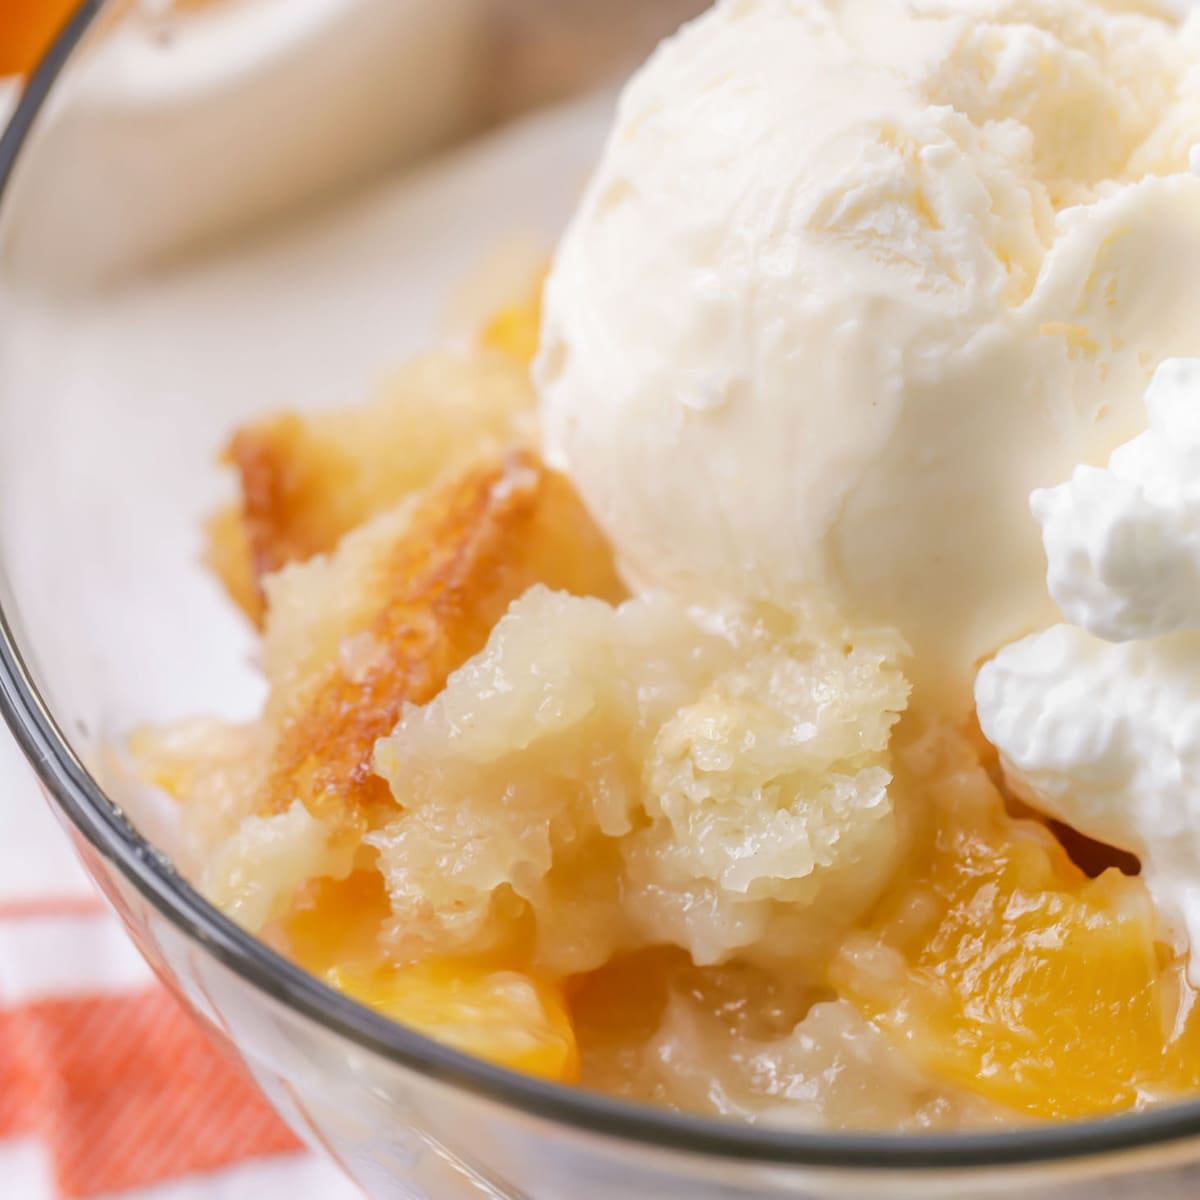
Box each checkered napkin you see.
[0,728,362,1200]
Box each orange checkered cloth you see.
[0,734,359,1200]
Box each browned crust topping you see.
[257,449,625,843]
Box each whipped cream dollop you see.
[1034,358,1200,642]
[977,358,1200,978]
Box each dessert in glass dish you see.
[131,0,1200,1129]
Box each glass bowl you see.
[4,3,1200,1197]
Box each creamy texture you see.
[1033,357,1200,642]
[977,359,1200,982]
[538,0,1200,711]
[977,625,1200,980]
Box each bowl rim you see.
[6,0,1200,1176]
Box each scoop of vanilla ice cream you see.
[537,0,1200,710]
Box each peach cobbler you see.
[135,0,1200,1129]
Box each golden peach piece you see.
[327,960,579,1082]
[480,285,543,367]
[832,752,1200,1119]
